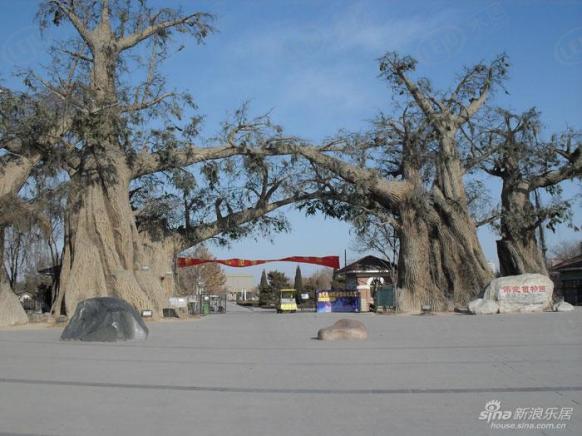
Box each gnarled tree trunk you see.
[396,198,492,311]
[51,154,166,318]
[429,133,493,306]
[497,180,547,275]
[396,203,446,312]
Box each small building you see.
[224,274,256,301]
[333,255,396,312]
[552,254,582,305]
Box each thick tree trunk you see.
[51,155,166,318]
[430,206,493,305]
[0,226,5,284]
[497,181,547,275]
[428,133,493,306]
[396,200,492,311]
[48,35,175,317]
[397,204,447,312]
[497,239,546,276]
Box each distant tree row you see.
[256,267,334,307]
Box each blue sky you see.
[1,0,581,283]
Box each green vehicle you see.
[276,289,298,313]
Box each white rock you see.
[553,301,575,312]
[482,274,553,313]
[0,283,29,327]
[468,298,499,314]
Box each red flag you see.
[177,256,340,269]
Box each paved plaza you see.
[0,304,581,436]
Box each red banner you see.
[177,256,340,269]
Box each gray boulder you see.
[0,283,29,327]
[317,319,368,340]
[61,297,148,342]
[553,300,575,312]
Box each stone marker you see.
[469,273,553,314]
[61,297,148,342]
[317,319,368,340]
[553,300,574,312]
[0,283,29,327]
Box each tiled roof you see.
[336,255,394,274]
[552,254,582,271]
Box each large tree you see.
[31,1,312,317]
[480,108,582,275]
[276,53,507,310]
[33,0,214,317]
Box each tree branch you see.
[289,145,412,212]
[475,210,500,228]
[174,191,325,250]
[131,144,241,179]
[122,93,175,113]
[396,72,436,119]
[116,12,211,52]
[454,69,493,125]
[529,146,582,190]
[49,0,94,48]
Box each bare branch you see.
[397,73,436,119]
[122,92,175,113]
[175,190,329,249]
[56,48,93,63]
[31,74,88,114]
[131,144,240,179]
[454,77,492,125]
[475,210,500,228]
[116,12,211,52]
[290,145,413,211]
[529,145,582,190]
[48,0,95,48]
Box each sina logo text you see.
[479,400,512,423]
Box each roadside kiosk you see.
[316,290,361,313]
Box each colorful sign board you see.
[316,290,360,313]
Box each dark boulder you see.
[317,318,368,340]
[61,297,148,342]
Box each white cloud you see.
[227,3,458,63]
[198,2,462,140]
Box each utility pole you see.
[534,189,548,263]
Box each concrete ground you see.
[0,304,581,436]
